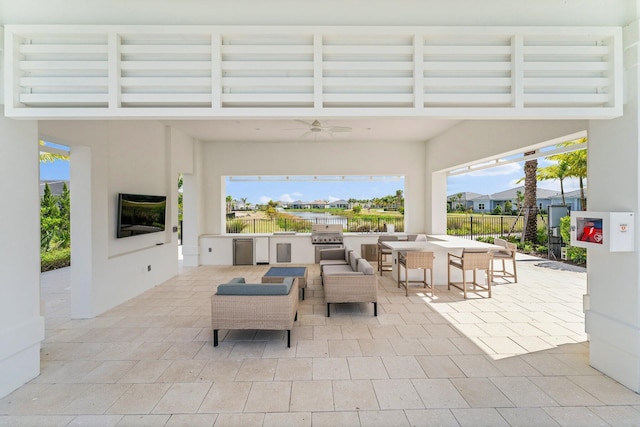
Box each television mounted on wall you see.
[117,193,167,238]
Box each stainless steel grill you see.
[311,224,344,244]
[311,224,344,263]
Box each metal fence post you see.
[470,216,474,239]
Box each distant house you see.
[549,188,586,211]
[291,200,310,209]
[447,192,481,211]
[470,186,558,213]
[39,180,69,197]
[310,200,329,209]
[329,199,350,209]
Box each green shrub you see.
[226,219,249,233]
[567,246,587,264]
[41,248,71,272]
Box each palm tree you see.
[39,140,69,163]
[537,160,570,205]
[225,195,233,214]
[561,139,588,210]
[523,151,538,243]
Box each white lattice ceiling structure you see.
[3,25,623,122]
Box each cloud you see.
[279,193,294,202]
[259,195,272,204]
[292,192,303,197]
[327,195,340,202]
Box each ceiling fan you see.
[287,120,352,138]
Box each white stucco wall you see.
[201,140,426,235]
[39,120,192,317]
[0,110,43,397]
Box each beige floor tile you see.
[199,382,251,413]
[348,357,389,380]
[477,337,527,355]
[212,413,264,426]
[388,338,429,356]
[313,357,350,380]
[358,339,396,356]
[358,409,410,426]
[340,324,373,340]
[290,380,334,412]
[542,407,608,427]
[450,355,503,377]
[274,358,313,381]
[411,379,469,409]
[372,379,424,410]
[451,378,514,408]
[235,359,277,381]
[197,359,243,382]
[62,383,131,414]
[106,383,170,415]
[164,414,217,427]
[498,407,562,426]
[529,377,603,406]
[419,338,461,356]
[296,340,329,358]
[381,356,426,379]
[311,411,360,427]
[405,409,460,426]
[368,325,402,339]
[115,414,171,426]
[451,408,510,426]
[263,411,311,427]
[66,415,123,426]
[490,377,557,407]
[415,355,465,379]
[328,339,363,357]
[159,341,205,360]
[313,325,343,340]
[244,381,292,413]
[490,356,541,377]
[568,375,640,405]
[145,383,207,413]
[332,380,379,411]
[157,360,207,383]
[116,360,172,383]
[8,262,636,425]
[80,361,138,384]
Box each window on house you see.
[478,203,485,210]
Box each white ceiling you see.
[162,118,461,143]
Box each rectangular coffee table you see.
[262,266,308,300]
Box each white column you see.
[583,19,640,392]
[182,141,202,267]
[0,111,43,398]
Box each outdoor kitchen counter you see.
[382,235,502,285]
[199,233,383,265]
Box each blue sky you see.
[41,157,579,204]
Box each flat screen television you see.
[117,193,167,238]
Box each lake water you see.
[287,211,347,227]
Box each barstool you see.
[397,250,435,296]
[447,249,493,298]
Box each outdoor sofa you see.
[211,277,299,347]
[321,250,378,317]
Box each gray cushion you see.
[350,252,361,271]
[357,259,374,275]
[217,277,294,296]
[323,265,356,275]
[228,277,246,284]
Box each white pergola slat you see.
[3,25,623,118]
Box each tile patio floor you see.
[1,258,640,426]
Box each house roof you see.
[447,192,482,200]
[469,186,557,201]
[40,180,69,196]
